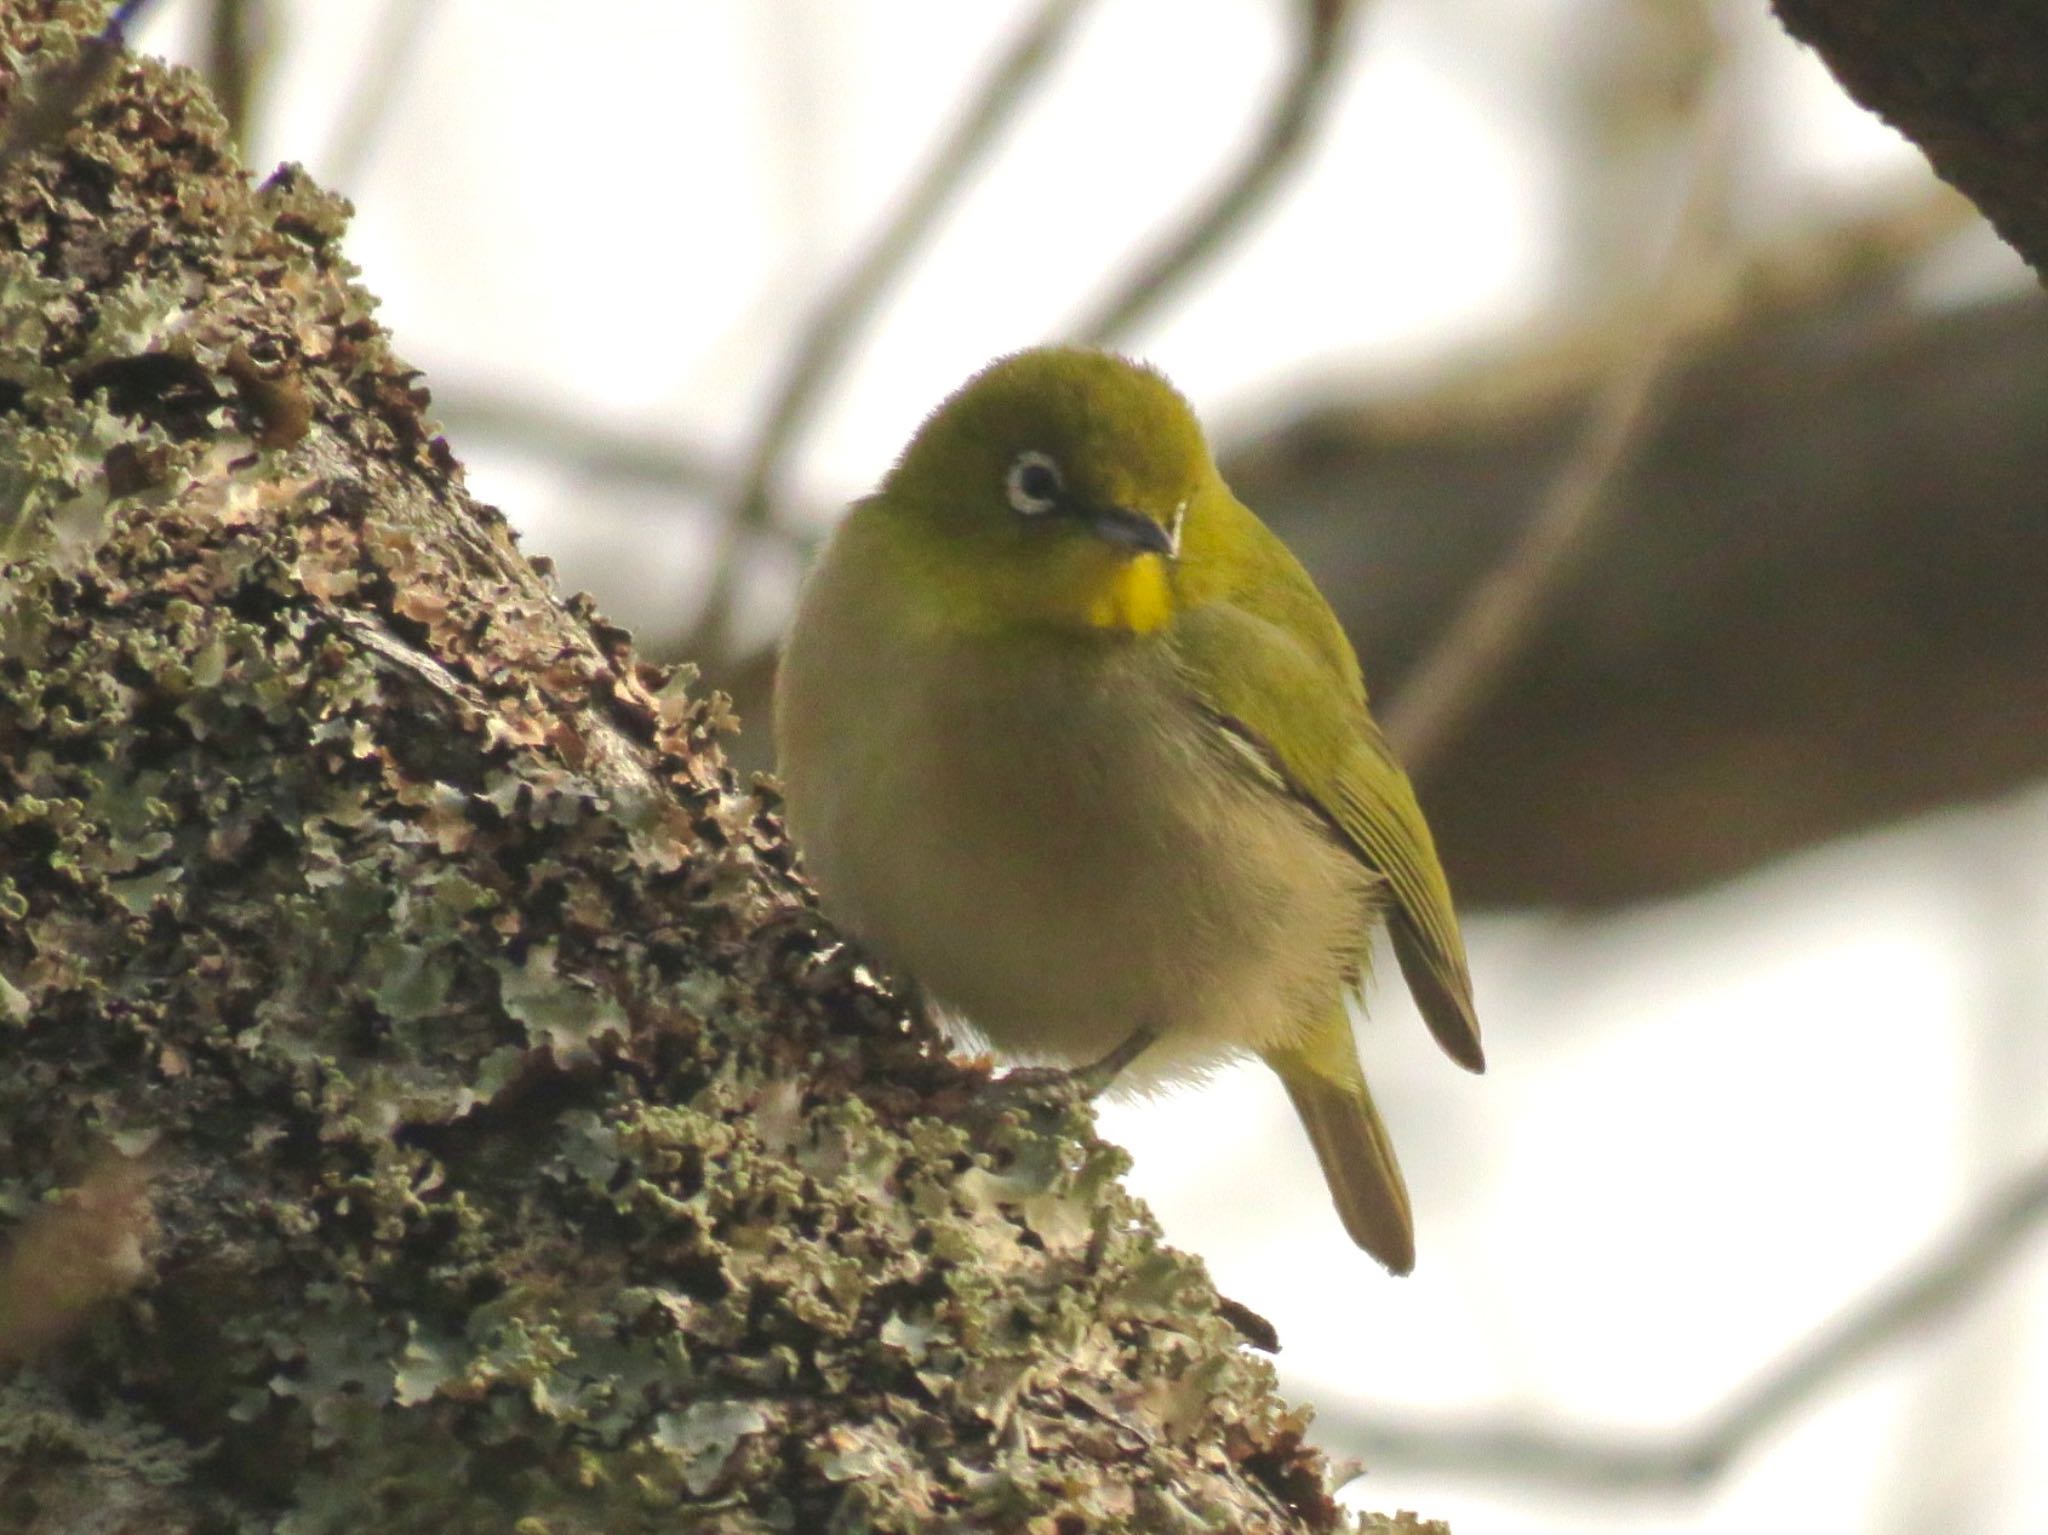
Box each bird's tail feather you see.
[1264,1029,1415,1275]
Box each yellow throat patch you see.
[1083,554,1174,635]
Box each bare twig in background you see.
[203,0,264,159]
[319,0,432,193]
[1382,63,1730,778]
[0,0,155,178]
[1328,1152,2048,1492]
[436,192,1966,514]
[431,188,1969,565]
[434,385,729,499]
[435,187,1967,547]
[1073,0,1363,346]
[687,0,1096,663]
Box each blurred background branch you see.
[688,0,1096,662]
[434,383,731,500]
[1072,0,1364,346]
[1325,1150,2048,1492]
[1383,43,1726,775]
[200,0,263,158]
[1234,215,2045,908]
[318,0,431,193]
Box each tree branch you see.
[691,0,1095,662]
[1383,63,1727,774]
[201,0,262,158]
[1226,199,2041,908]
[433,382,729,498]
[1323,1153,2048,1491]
[1772,0,2048,283]
[1071,0,1363,346]
[317,0,431,192]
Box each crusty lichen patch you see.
[0,6,1436,1533]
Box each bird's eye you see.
[1005,451,1064,516]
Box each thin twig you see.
[1381,64,1731,778]
[1324,1152,2048,1492]
[688,0,1095,663]
[434,385,728,498]
[0,0,156,180]
[447,189,1965,513]
[1072,0,1363,347]
[203,0,262,160]
[318,0,432,192]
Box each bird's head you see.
[875,347,1228,636]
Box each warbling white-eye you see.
[775,347,1483,1273]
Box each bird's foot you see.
[972,1027,1159,1115]
[976,1063,1100,1114]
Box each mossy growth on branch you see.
[0,5,1441,1532]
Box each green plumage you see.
[776,346,1483,1272]
[1169,565,1484,1075]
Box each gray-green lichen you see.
[0,6,1442,1532]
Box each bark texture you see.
[0,9,1430,1532]
[1773,0,2048,283]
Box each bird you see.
[774,346,1483,1273]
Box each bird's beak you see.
[1083,505,1179,560]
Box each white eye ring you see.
[1005,451,1064,516]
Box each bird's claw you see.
[974,1063,1101,1116]
[968,1026,1159,1118]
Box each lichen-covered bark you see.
[0,6,1437,1533]
[1773,1,2048,283]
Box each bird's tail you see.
[1262,1017,1415,1275]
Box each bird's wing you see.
[1171,591,1485,1074]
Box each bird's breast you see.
[778,572,1374,1081]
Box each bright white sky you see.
[137,4,2048,1530]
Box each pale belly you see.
[780,614,1379,1085]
